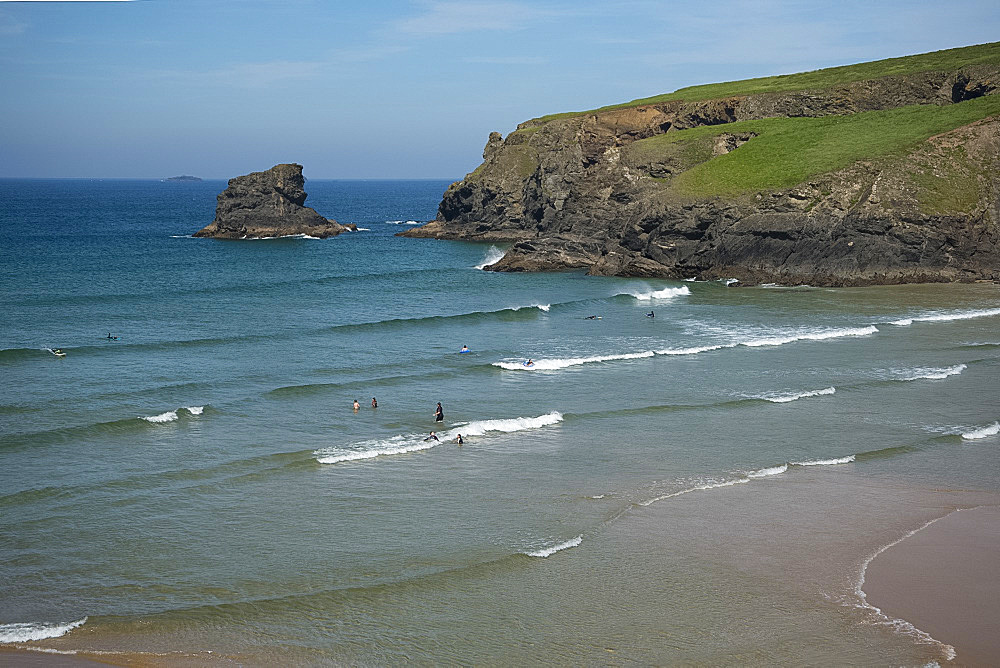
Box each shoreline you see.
[862,505,1000,667]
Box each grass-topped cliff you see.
[404,43,1000,286]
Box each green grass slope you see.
[627,95,1000,197]
[530,41,1000,125]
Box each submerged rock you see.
[194,164,353,239]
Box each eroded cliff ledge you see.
[402,43,1000,286]
[194,163,353,239]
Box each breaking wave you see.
[749,387,836,403]
[961,422,999,440]
[475,245,506,270]
[493,351,654,371]
[140,406,206,423]
[314,412,563,464]
[0,617,87,642]
[742,325,878,347]
[523,535,583,558]
[640,457,854,506]
[619,285,691,300]
[887,307,1000,325]
[895,364,966,381]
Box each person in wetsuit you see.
[434,402,444,422]
[425,431,439,442]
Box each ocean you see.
[1,178,998,665]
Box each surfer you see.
[456,434,464,446]
[371,397,378,408]
[106,333,118,340]
[434,402,444,422]
[646,311,654,318]
[524,359,534,367]
[584,315,598,320]
[460,345,469,353]
[353,399,360,412]
[424,431,439,442]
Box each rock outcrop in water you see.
[402,44,1000,286]
[194,163,353,239]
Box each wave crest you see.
[0,617,87,642]
[962,422,999,440]
[475,245,506,270]
[523,535,582,557]
[620,286,691,300]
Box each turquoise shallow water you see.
[1,179,999,664]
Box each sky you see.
[1,0,998,179]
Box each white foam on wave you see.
[889,318,913,326]
[656,344,730,355]
[620,285,691,300]
[456,411,563,436]
[640,478,750,506]
[385,220,422,225]
[493,351,654,371]
[523,535,583,558]
[742,325,878,347]
[0,617,87,642]
[961,421,1000,440]
[184,406,205,415]
[790,455,855,466]
[855,516,957,661]
[142,410,178,423]
[747,464,788,478]
[912,307,1000,323]
[896,364,966,381]
[314,412,563,464]
[756,387,836,403]
[475,245,506,270]
[355,227,371,231]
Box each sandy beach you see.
[863,504,1000,667]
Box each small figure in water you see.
[106,333,118,340]
[523,359,534,367]
[584,315,598,320]
[456,434,464,446]
[425,431,439,442]
[371,397,378,408]
[646,311,654,318]
[460,345,469,353]
[353,399,360,412]
[434,402,444,422]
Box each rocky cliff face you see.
[194,164,353,239]
[402,63,1000,286]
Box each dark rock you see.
[401,62,1000,286]
[194,164,352,239]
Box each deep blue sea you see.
[1,178,999,665]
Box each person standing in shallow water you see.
[434,402,444,422]
[353,399,360,412]
[371,397,378,408]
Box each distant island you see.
[163,175,202,182]
[402,42,1000,286]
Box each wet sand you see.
[0,648,109,666]
[863,504,1000,667]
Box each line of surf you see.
[886,307,1000,326]
[0,617,87,643]
[961,421,999,440]
[521,535,583,558]
[314,411,563,464]
[640,457,855,507]
[616,285,691,300]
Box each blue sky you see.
[1,0,998,179]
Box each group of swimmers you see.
[353,397,378,411]
[353,397,463,445]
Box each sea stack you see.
[194,163,353,239]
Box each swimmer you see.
[353,399,360,412]
[460,345,469,353]
[456,434,464,446]
[424,431,439,442]
[585,315,597,320]
[646,311,654,318]
[371,397,378,408]
[434,402,444,422]
[523,359,534,367]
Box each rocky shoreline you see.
[402,57,1000,286]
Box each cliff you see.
[402,43,1000,286]
[194,164,353,239]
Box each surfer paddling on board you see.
[646,311,654,318]
[434,402,444,422]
